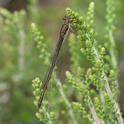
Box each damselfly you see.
[38,16,73,108]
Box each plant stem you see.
[56,79,78,124]
[93,47,124,124]
[89,100,102,124]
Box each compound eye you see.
[62,16,67,20]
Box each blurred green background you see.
[0,0,124,124]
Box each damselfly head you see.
[63,16,73,24]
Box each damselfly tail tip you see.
[38,102,41,108]
[37,95,44,108]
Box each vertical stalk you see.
[56,79,78,124]
[89,100,102,124]
[18,29,25,73]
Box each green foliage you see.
[0,0,44,123]
[0,0,124,124]
[31,23,50,66]
[32,1,124,124]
